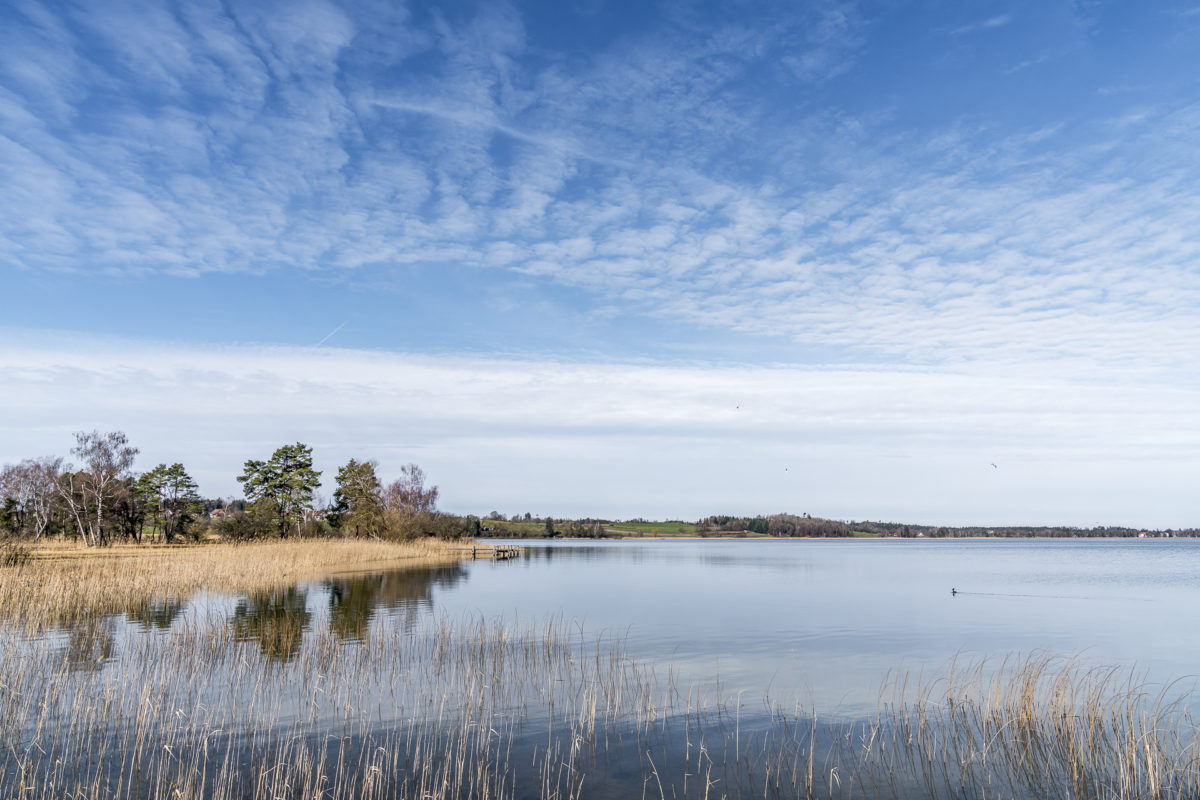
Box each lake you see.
[6,537,1199,799]
[335,537,1200,710]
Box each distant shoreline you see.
[478,534,1188,542]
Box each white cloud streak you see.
[2,0,1197,382]
[1,333,1197,527]
[948,14,1013,35]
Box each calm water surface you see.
[435,538,1200,709]
[34,538,1200,708]
[10,538,1200,799]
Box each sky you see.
[2,0,1199,526]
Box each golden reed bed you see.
[0,537,477,632]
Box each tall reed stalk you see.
[2,611,1197,800]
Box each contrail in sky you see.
[314,320,349,347]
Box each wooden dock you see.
[489,545,520,560]
[457,544,522,560]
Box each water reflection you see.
[324,563,468,641]
[222,564,470,657]
[497,538,817,574]
[125,597,186,631]
[61,617,115,672]
[230,586,312,661]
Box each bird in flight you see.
[990,463,998,469]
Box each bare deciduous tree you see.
[0,457,63,539]
[58,431,139,547]
[383,463,439,515]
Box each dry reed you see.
[2,541,1196,799]
[1,608,1197,800]
[0,538,477,632]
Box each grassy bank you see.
[0,538,479,632]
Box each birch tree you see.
[0,456,62,539]
[59,431,139,547]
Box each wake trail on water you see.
[951,589,1153,602]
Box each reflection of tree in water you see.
[61,617,116,672]
[522,546,606,564]
[325,564,467,640]
[229,586,312,661]
[124,597,186,631]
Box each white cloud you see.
[1,332,1197,527]
[18,67,1196,381]
[948,14,1013,36]
[2,1,1199,529]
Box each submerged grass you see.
[1,610,1197,800]
[0,538,475,633]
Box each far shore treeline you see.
[1,430,1196,547]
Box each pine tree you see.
[330,458,384,538]
[238,443,322,537]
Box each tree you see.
[136,472,164,540]
[0,498,21,536]
[383,463,438,514]
[110,477,149,542]
[238,443,322,537]
[140,463,203,542]
[211,506,276,541]
[58,431,139,547]
[381,463,451,540]
[0,456,62,539]
[330,458,385,538]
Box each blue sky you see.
[2,0,1199,526]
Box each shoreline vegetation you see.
[0,538,484,633]
[2,612,1196,800]
[3,430,1196,551]
[485,515,1199,540]
[3,430,1199,798]
[2,537,1198,798]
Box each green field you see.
[477,519,549,538]
[603,521,697,537]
